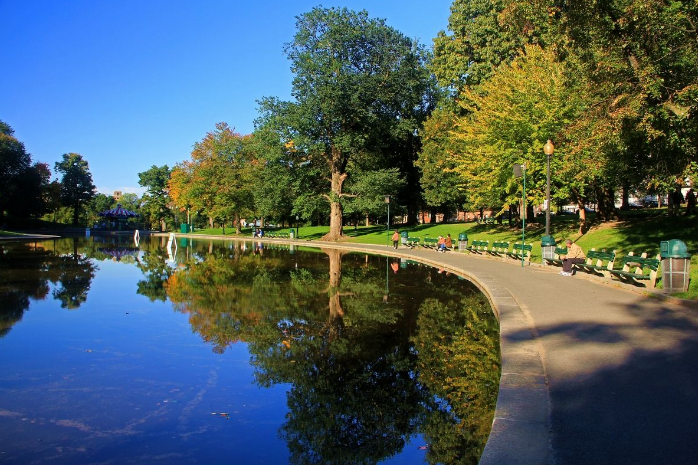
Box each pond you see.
[0,235,501,465]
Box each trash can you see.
[660,239,691,293]
[180,223,188,233]
[289,228,295,239]
[401,231,408,246]
[541,235,557,264]
[458,232,468,251]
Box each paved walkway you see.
[283,239,698,465]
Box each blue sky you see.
[1,0,453,195]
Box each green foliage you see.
[261,6,433,238]
[54,153,96,226]
[0,121,51,223]
[138,165,173,231]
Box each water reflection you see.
[0,236,500,464]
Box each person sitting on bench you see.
[560,239,585,276]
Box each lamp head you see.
[544,140,555,156]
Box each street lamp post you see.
[384,195,391,247]
[513,163,526,267]
[542,140,557,264]
[543,140,554,236]
[295,215,299,239]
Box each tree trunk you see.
[160,219,166,232]
[72,204,80,226]
[577,199,587,235]
[620,184,629,211]
[234,213,241,234]
[322,162,347,241]
[597,187,618,221]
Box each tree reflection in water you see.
[163,240,501,465]
[0,238,97,335]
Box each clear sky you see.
[1,0,453,195]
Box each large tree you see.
[138,165,172,231]
[54,153,96,226]
[170,123,256,233]
[559,0,698,209]
[0,122,56,224]
[265,7,432,240]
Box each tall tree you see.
[54,153,96,226]
[266,7,432,240]
[449,45,585,222]
[560,0,698,209]
[0,121,53,224]
[138,165,172,231]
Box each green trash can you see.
[180,223,188,234]
[400,230,408,246]
[458,232,468,251]
[660,239,691,293]
[541,235,557,264]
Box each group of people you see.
[391,230,453,252]
[668,186,696,216]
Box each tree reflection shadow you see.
[162,242,501,464]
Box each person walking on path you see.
[560,239,586,276]
[391,229,400,249]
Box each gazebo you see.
[98,204,138,230]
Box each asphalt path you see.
[291,240,698,465]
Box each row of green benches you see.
[404,236,453,250]
[264,232,291,239]
[544,247,661,287]
[465,239,533,263]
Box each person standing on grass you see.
[686,188,696,215]
[391,229,400,249]
[560,239,586,276]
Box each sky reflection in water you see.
[0,236,500,464]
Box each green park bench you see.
[422,237,439,248]
[467,239,489,254]
[508,243,533,264]
[405,237,421,248]
[487,241,510,258]
[609,253,661,287]
[575,249,617,277]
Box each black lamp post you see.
[541,140,557,263]
[384,195,391,247]
[543,140,554,236]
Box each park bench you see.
[575,249,616,277]
[405,237,421,248]
[487,241,510,258]
[422,237,439,249]
[543,246,568,266]
[508,243,533,264]
[466,240,489,254]
[609,253,661,288]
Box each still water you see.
[0,235,500,465]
